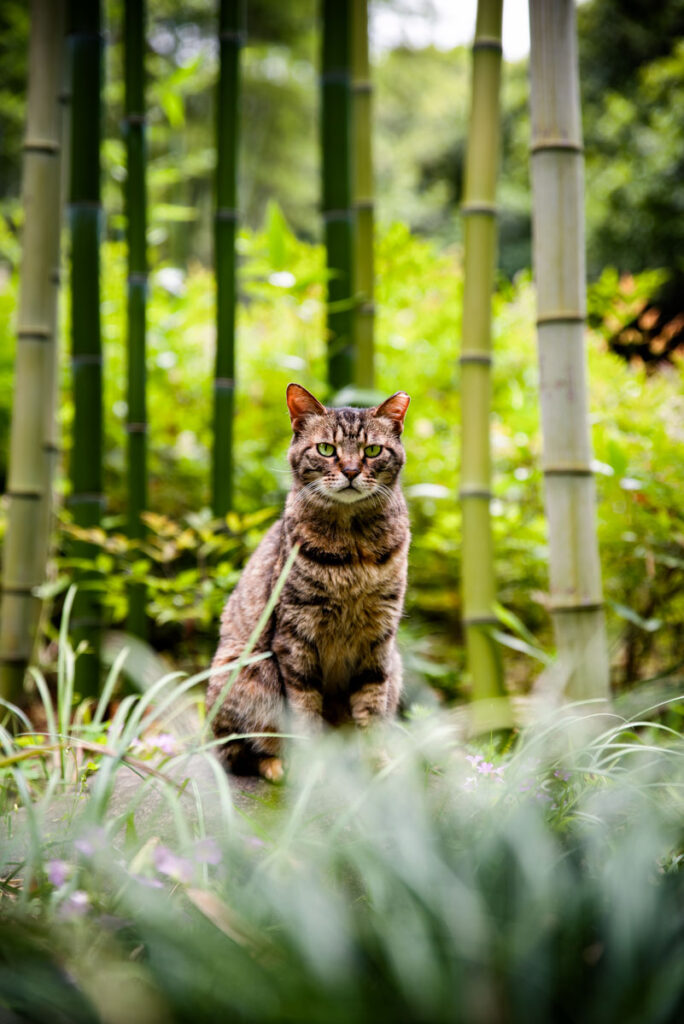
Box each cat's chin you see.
[326,486,372,505]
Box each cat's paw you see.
[258,756,285,784]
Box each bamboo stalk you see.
[459,0,505,705]
[0,0,66,703]
[124,0,148,635]
[212,0,244,518]
[351,0,374,389]
[528,0,610,701]
[68,0,104,697]
[321,0,355,392]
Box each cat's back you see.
[218,518,284,641]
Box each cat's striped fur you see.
[206,383,410,781]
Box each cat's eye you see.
[364,444,382,457]
[317,442,336,456]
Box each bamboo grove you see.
[0,0,609,720]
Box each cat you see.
[206,383,410,781]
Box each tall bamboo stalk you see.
[322,0,355,392]
[0,0,66,703]
[352,0,373,389]
[459,0,505,705]
[212,0,244,517]
[528,0,609,701]
[69,0,104,697]
[124,0,148,635]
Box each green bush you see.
[1,217,682,693]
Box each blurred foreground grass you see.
[1,618,683,1023]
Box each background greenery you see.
[0,0,682,701]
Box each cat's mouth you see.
[327,483,371,504]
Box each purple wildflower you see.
[462,776,477,791]
[477,761,495,775]
[75,827,107,858]
[154,845,194,884]
[59,890,90,918]
[465,754,483,767]
[47,860,70,888]
[155,733,179,757]
[194,837,221,865]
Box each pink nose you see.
[342,464,361,480]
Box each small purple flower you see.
[244,836,266,850]
[155,733,179,757]
[59,890,90,918]
[75,827,107,858]
[194,837,221,865]
[154,845,194,884]
[462,776,477,791]
[477,761,495,775]
[465,754,483,767]
[47,860,70,887]
[553,769,571,781]
[131,874,164,889]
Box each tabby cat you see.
[206,383,410,781]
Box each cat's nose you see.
[341,464,361,480]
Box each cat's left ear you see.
[373,392,410,433]
[287,382,326,432]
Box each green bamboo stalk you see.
[321,0,355,392]
[212,0,244,518]
[68,0,104,697]
[124,0,148,635]
[528,0,609,701]
[459,0,505,706]
[0,0,66,704]
[351,0,374,389]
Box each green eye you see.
[364,444,382,458]
[317,442,336,456]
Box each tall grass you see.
[0,611,682,1022]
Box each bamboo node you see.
[6,490,41,501]
[215,209,238,223]
[550,600,604,614]
[460,353,492,366]
[353,80,372,94]
[215,378,235,390]
[67,493,106,506]
[124,113,146,126]
[126,422,148,433]
[18,328,51,342]
[219,29,247,45]
[462,614,499,627]
[0,586,36,597]
[544,466,593,477]
[23,139,59,155]
[472,37,503,53]
[530,139,583,154]
[461,202,497,217]
[323,209,353,223]
[321,71,352,86]
[355,199,374,211]
[127,272,148,286]
[459,488,493,500]
[72,354,103,367]
[536,313,585,327]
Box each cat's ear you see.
[287,383,326,432]
[373,391,410,432]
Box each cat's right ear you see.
[287,383,326,432]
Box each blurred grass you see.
[1,629,683,1024]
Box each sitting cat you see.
[206,383,410,781]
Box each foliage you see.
[0,632,683,1022]
[2,216,682,692]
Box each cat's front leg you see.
[349,668,391,728]
[349,645,402,727]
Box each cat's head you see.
[286,383,410,506]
